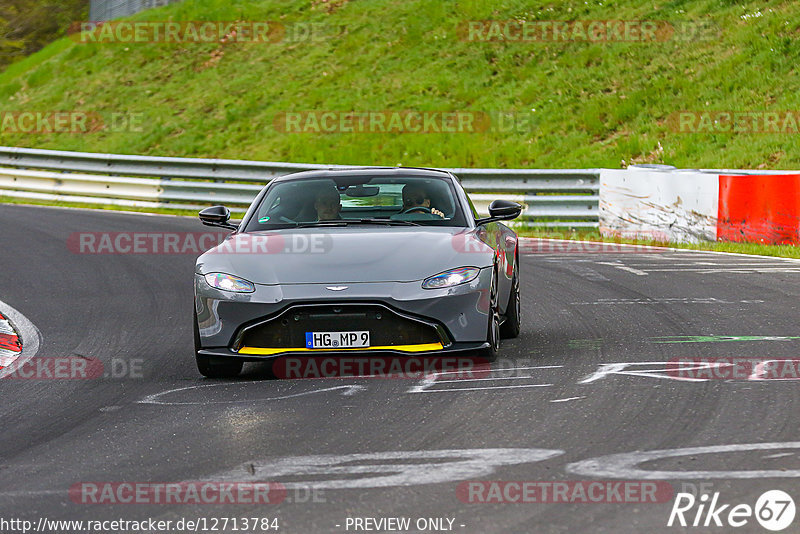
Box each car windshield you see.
[243,174,468,231]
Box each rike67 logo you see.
[669,490,795,531]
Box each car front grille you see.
[234,303,444,351]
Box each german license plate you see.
[305,331,370,349]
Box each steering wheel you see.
[401,206,432,215]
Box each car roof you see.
[270,167,455,183]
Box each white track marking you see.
[520,237,800,263]
[0,489,63,497]
[748,360,800,381]
[410,383,554,393]
[578,362,723,383]
[762,453,795,459]
[138,383,367,405]
[550,396,586,403]
[439,376,547,383]
[212,448,564,490]
[570,297,763,305]
[640,267,800,274]
[407,365,562,393]
[595,262,649,276]
[475,365,564,372]
[608,262,798,267]
[567,443,800,479]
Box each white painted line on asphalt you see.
[406,375,438,393]
[763,452,795,460]
[522,237,800,263]
[212,448,565,489]
[489,365,564,371]
[550,396,586,403]
[638,267,800,274]
[567,442,800,479]
[596,262,648,276]
[139,383,367,406]
[606,262,797,267]
[570,297,764,305]
[579,362,714,383]
[0,489,62,497]
[407,365,562,393]
[410,384,554,393]
[748,359,800,381]
[435,365,563,375]
[433,376,546,383]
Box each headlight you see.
[422,267,481,290]
[204,272,255,293]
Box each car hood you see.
[196,227,495,285]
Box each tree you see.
[0,0,89,71]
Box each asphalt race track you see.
[1,203,799,533]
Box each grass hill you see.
[0,0,798,169]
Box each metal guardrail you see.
[0,147,600,228]
[90,0,184,21]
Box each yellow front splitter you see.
[238,342,444,356]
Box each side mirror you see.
[489,199,523,219]
[199,205,238,230]
[476,200,523,224]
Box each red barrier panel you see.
[718,174,800,244]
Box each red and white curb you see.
[0,299,41,378]
[0,311,21,370]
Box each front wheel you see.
[196,353,243,379]
[478,271,501,362]
[500,269,521,339]
[194,308,243,378]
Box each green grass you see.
[517,227,800,259]
[0,0,799,169]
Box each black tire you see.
[478,270,501,362]
[196,353,243,379]
[194,308,243,378]
[500,268,521,339]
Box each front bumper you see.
[198,342,490,361]
[194,269,492,359]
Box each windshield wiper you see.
[294,219,420,228]
[353,218,420,226]
[294,220,349,228]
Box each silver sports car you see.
[193,167,522,378]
